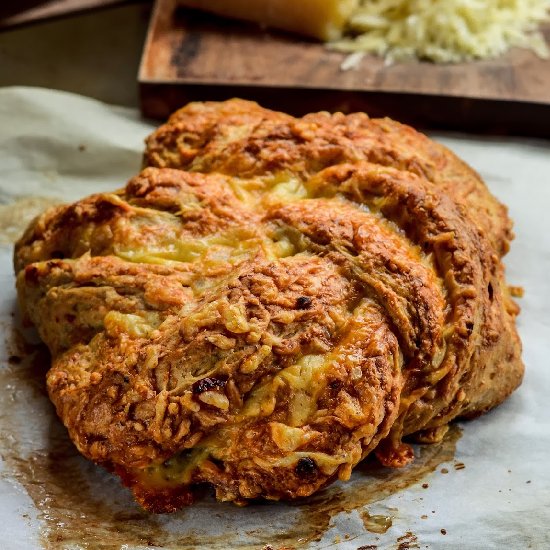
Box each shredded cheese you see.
[331,0,550,63]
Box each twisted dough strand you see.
[14,100,523,510]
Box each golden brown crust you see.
[14,99,523,512]
[145,99,513,256]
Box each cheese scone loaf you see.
[177,0,359,41]
[15,100,523,512]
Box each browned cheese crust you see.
[14,99,523,512]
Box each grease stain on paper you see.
[0,324,461,550]
[0,196,61,244]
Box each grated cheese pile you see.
[331,0,550,64]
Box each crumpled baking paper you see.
[0,86,549,550]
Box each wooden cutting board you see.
[139,0,550,136]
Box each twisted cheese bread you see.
[14,100,523,511]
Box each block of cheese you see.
[177,0,359,41]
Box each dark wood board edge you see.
[0,0,149,31]
[137,0,165,82]
[139,0,550,104]
[140,82,550,138]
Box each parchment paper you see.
[0,86,549,550]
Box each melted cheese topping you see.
[104,311,159,338]
[115,173,309,273]
[239,354,328,425]
[139,298,401,488]
[138,353,342,487]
